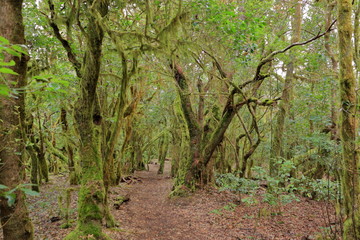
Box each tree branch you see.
[243,19,337,89]
[47,0,82,78]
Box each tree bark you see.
[61,108,78,185]
[64,0,110,239]
[35,108,48,183]
[337,0,360,239]
[325,0,340,142]
[157,134,169,174]
[0,0,34,239]
[171,63,204,188]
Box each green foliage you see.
[0,36,28,96]
[209,203,237,216]
[29,73,71,96]
[0,84,11,96]
[216,159,339,207]
[0,184,40,207]
[190,0,270,63]
[293,177,339,201]
[209,208,223,216]
[216,173,259,194]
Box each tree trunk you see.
[325,0,340,142]
[270,0,302,176]
[36,144,48,183]
[0,0,34,239]
[29,145,39,192]
[235,134,245,174]
[61,108,78,185]
[337,0,360,239]
[170,106,185,178]
[171,63,204,189]
[157,134,169,174]
[171,62,241,190]
[36,109,48,183]
[64,0,110,239]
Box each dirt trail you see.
[106,162,337,240]
[4,161,336,240]
[108,162,221,240]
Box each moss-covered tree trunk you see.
[234,134,244,174]
[324,1,339,142]
[170,141,181,177]
[353,0,360,73]
[337,0,360,239]
[64,0,110,239]
[61,108,78,185]
[171,62,239,190]
[215,145,226,174]
[170,104,186,178]
[171,63,204,189]
[0,0,34,239]
[172,58,242,191]
[35,109,49,183]
[157,134,169,174]
[29,145,39,191]
[131,130,145,171]
[270,0,302,176]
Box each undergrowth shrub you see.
[216,159,339,207]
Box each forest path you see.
[20,161,336,240]
[105,162,336,240]
[106,162,225,240]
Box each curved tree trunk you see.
[337,0,360,239]
[0,0,34,239]
[64,0,110,239]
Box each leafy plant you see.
[216,173,259,194]
[0,183,40,206]
[0,36,28,96]
[216,157,338,211]
[210,203,238,216]
[295,177,339,201]
[209,209,223,216]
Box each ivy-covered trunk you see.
[337,0,360,239]
[64,0,110,239]
[0,0,34,239]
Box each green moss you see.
[169,184,190,197]
[104,204,117,227]
[262,99,274,105]
[342,215,360,240]
[60,223,72,229]
[67,174,108,238]
[77,186,104,222]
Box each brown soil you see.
[1,162,340,240]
